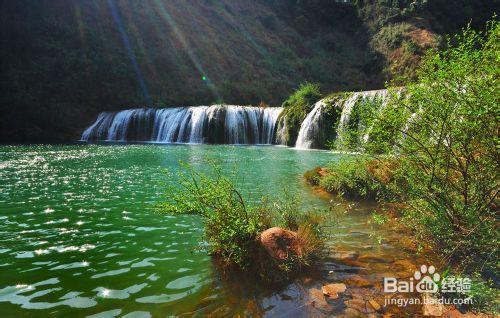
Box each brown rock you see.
[368,299,382,312]
[345,275,374,287]
[393,259,417,271]
[339,259,365,268]
[399,236,419,252]
[309,288,332,311]
[260,227,300,260]
[358,253,394,263]
[322,283,347,299]
[318,168,330,177]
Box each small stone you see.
[309,288,332,311]
[393,259,417,272]
[399,237,418,252]
[339,259,365,268]
[322,283,347,299]
[260,227,299,260]
[368,299,382,312]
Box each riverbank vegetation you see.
[306,20,499,312]
[160,161,325,283]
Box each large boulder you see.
[259,227,301,260]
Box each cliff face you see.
[0,0,496,141]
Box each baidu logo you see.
[384,265,440,293]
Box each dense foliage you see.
[160,161,324,282]
[1,0,496,142]
[318,21,499,300]
[334,93,387,151]
[305,157,400,201]
[354,0,498,83]
[388,21,499,276]
[0,0,375,142]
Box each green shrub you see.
[394,20,499,274]
[160,161,262,269]
[160,161,325,281]
[333,93,387,152]
[314,156,401,201]
[371,211,389,225]
[364,90,410,154]
[304,167,322,185]
[467,277,500,313]
[372,23,413,52]
[279,82,322,146]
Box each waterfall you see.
[262,107,282,144]
[81,105,283,145]
[295,100,326,149]
[294,89,389,149]
[336,90,388,144]
[82,89,394,149]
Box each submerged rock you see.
[368,299,382,312]
[345,275,374,287]
[259,227,300,260]
[308,288,332,311]
[322,283,347,299]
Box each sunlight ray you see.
[153,0,220,100]
[106,0,152,106]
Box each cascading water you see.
[294,89,389,149]
[337,89,388,143]
[295,100,326,149]
[82,89,393,149]
[81,105,283,145]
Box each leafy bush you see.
[279,83,322,146]
[335,95,385,151]
[372,23,413,51]
[161,162,262,269]
[306,156,401,201]
[304,167,322,185]
[364,90,410,154]
[160,161,325,281]
[393,20,499,274]
[307,21,499,312]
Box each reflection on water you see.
[0,145,431,316]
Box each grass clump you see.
[278,82,322,146]
[160,161,324,283]
[306,156,401,202]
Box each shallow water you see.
[0,144,431,317]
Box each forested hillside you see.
[0,0,497,141]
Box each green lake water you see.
[0,144,428,317]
